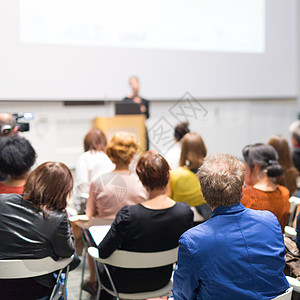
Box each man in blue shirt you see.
[173,153,289,300]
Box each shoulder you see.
[277,185,290,198]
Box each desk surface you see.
[89,225,111,246]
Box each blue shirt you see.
[173,203,288,300]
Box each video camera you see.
[13,113,33,132]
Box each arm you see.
[97,206,131,258]
[173,236,199,300]
[86,182,97,218]
[51,212,75,258]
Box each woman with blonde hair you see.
[84,132,147,294]
[267,134,299,195]
[169,132,211,220]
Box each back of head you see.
[0,113,17,137]
[136,150,170,191]
[197,153,245,208]
[180,132,207,170]
[174,122,190,142]
[289,120,300,146]
[84,128,107,152]
[23,161,73,215]
[106,132,138,166]
[242,143,283,177]
[267,135,294,170]
[0,135,36,177]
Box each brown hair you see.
[84,128,107,152]
[197,153,245,208]
[174,122,190,142]
[23,162,73,215]
[268,135,299,194]
[136,150,170,190]
[180,132,207,170]
[106,132,138,166]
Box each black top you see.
[0,193,75,299]
[97,202,193,293]
[123,97,150,119]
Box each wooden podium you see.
[92,115,146,152]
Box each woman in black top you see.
[97,150,193,293]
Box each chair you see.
[0,256,73,300]
[87,246,178,300]
[286,276,300,293]
[272,287,293,299]
[70,216,113,299]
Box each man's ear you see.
[13,126,18,133]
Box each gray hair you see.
[197,153,245,208]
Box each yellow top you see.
[170,167,206,207]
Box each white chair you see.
[287,276,300,293]
[272,287,293,299]
[0,256,73,300]
[285,225,297,238]
[87,246,178,300]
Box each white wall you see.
[1,98,299,169]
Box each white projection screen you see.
[0,0,297,101]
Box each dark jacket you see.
[0,193,75,299]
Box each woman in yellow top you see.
[169,132,212,220]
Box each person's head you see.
[180,132,207,170]
[106,132,138,167]
[197,153,245,209]
[289,120,300,147]
[174,122,190,142]
[129,76,140,95]
[23,162,73,215]
[136,150,170,191]
[267,135,294,170]
[0,113,18,137]
[84,128,107,152]
[242,143,283,186]
[0,136,36,178]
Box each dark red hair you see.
[136,150,170,190]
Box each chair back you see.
[286,276,300,293]
[272,287,293,300]
[88,246,178,268]
[0,256,73,279]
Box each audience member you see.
[0,161,77,300]
[97,150,193,297]
[164,121,190,169]
[169,132,211,220]
[241,143,290,232]
[290,120,300,172]
[173,153,289,300]
[0,112,18,137]
[268,134,299,195]
[73,128,115,214]
[86,131,147,219]
[0,136,36,194]
[83,132,147,294]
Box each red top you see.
[0,182,24,195]
[241,185,290,233]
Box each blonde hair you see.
[106,132,138,166]
[180,132,207,170]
